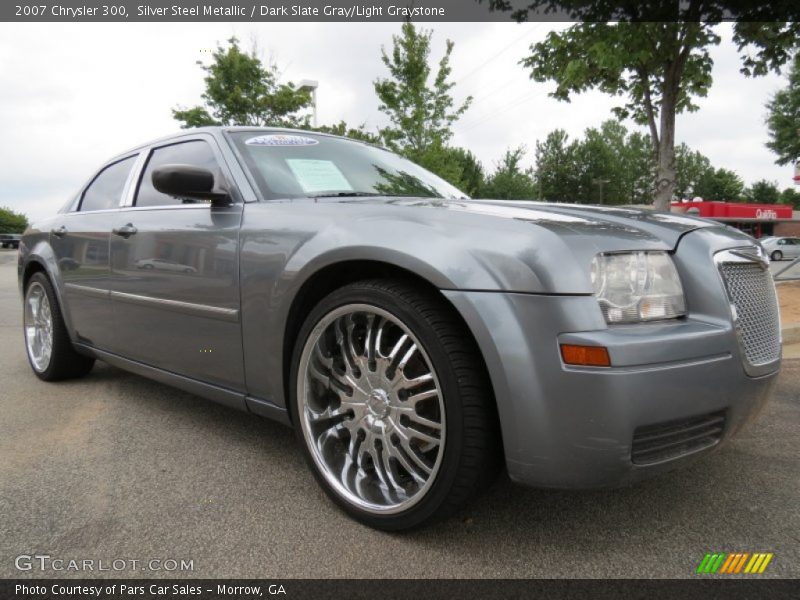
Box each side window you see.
[80,156,136,212]
[135,140,223,208]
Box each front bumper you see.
[444,228,780,489]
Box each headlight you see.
[591,251,686,324]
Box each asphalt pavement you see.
[0,248,798,578]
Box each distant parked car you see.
[0,233,21,249]
[761,236,800,261]
[135,258,196,273]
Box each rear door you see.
[50,154,139,349]
[106,135,245,391]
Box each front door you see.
[107,136,245,391]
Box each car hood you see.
[274,195,741,294]
[383,198,716,250]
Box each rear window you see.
[80,156,137,212]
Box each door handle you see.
[112,223,138,238]
[51,226,67,238]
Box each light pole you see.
[298,79,318,127]
[592,178,610,204]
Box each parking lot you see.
[1,248,798,578]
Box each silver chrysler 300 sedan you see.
[18,128,781,529]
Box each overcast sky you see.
[0,22,793,223]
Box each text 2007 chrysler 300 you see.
[18,128,781,529]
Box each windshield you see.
[229,131,467,200]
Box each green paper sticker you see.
[286,159,352,194]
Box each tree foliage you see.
[311,121,381,145]
[694,167,744,201]
[534,129,579,201]
[765,53,800,167]
[674,143,712,199]
[0,206,28,233]
[173,37,312,128]
[533,120,656,204]
[509,2,799,210]
[745,179,781,204]
[373,22,472,159]
[481,147,538,199]
[779,186,800,208]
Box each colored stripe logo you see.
[696,552,774,574]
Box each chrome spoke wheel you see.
[24,282,54,372]
[297,304,446,514]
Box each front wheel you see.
[771,250,783,261]
[23,273,95,381]
[290,279,500,530]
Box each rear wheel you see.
[23,272,94,381]
[290,279,500,530]
[771,250,783,261]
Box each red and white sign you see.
[671,201,793,221]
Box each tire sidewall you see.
[772,251,782,261]
[289,283,466,530]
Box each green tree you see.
[534,129,580,201]
[746,179,781,204]
[534,120,654,204]
[765,54,800,166]
[439,147,485,197]
[779,187,800,209]
[482,147,538,200]
[694,167,744,201]
[624,131,656,204]
[674,143,712,199]
[374,22,472,161]
[514,8,799,211]
[0,206,28,233]
[173,37,311,128]
[575,128,615,203]
[311,121,381,145]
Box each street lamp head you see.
[298,79,318,91]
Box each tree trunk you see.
[653,79,678,212]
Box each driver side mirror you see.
[151,164,230,206]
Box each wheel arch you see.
[20,243,77,341]
[281,259,500,432]
[22,258,47,290]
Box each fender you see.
[238,203,567,407]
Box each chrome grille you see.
[716,250,780,372]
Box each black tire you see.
[289,279,501,530]
[771,250,783,261]
[23,272,95,381]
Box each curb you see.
[783,324,800,345]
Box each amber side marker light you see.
[560,344,611,367]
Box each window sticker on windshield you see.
[286,159,353,194]
[245,134,319,147]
